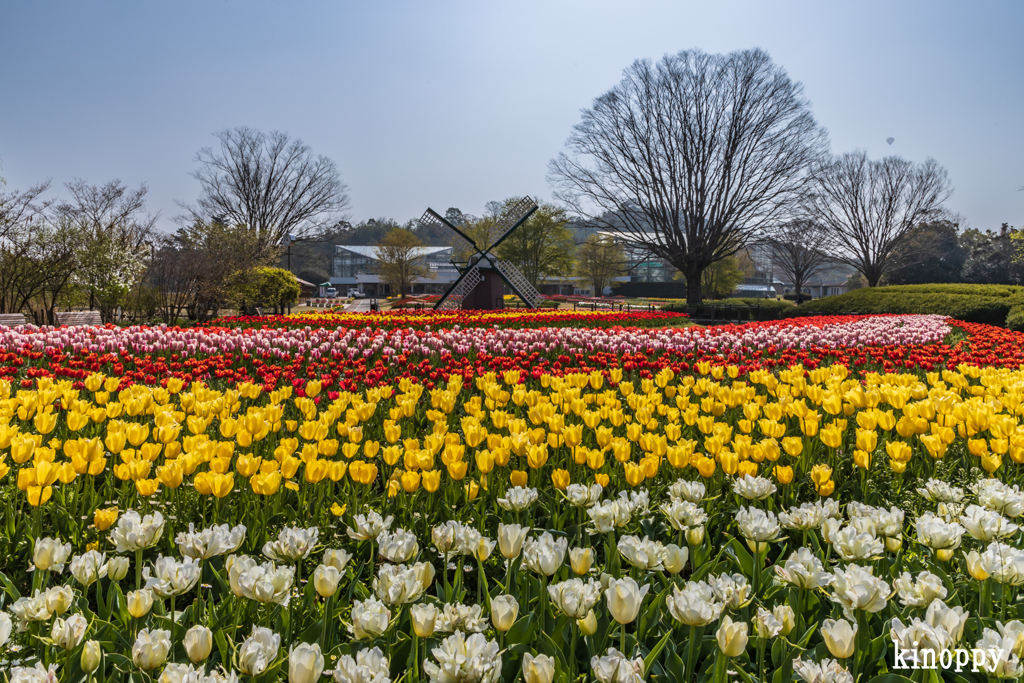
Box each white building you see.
[330,245,459,297]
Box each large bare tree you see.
[806,151,953,287]
[184,127,350,253]
[764,220,833,297]
[549,48,828,304]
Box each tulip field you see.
[4,310,1024,683]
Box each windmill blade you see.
[495,260,543,309]
[434,264,483,310]
[483,197,538,253]
[419,208,478,260]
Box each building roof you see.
[335,245,453,260]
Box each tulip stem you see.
[136,549,143,591]
[685,625,698,683]
[620,621,626,656]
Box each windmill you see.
[418,197,545,310]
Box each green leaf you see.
[506,613,538,645]
[865,676,916,683]
[724,537,754,577]
[643,630,674,675]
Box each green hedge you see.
[783,284,1024,328]
[661,298,795,318]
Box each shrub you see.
[783,284,1024,327]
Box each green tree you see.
[376,229,432,297]
[577,234,627,295]
[493,201,576,288]
[884,221,965,285]
[699,256,745,299]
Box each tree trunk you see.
[685,272,702,305]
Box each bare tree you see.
[183,127,350,252]
[806,151,953,287]
[549,48,828,304]
[764,220,832,296]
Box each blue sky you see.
[2,0,1022,233]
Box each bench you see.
[56,310,103,327]
[0,313,26,327]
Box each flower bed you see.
[0,314,1023,682]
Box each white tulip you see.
[347,511,393,542]
[107,556,130,581]
[916,512,965,551]
[0,612,12,647]
[144,555,202,598]
[411,603,438,638]
[778,502,825,531]
[70,550,108,587]
[324,548,353,571]
[33,537,72,573]
[434,602,489,633]
[664,544,688,574]
[666,580,723,627]
[917,479,964,503]
[893,570,948,608]
[238,625,281,676]
[660,500,708,532]
[184,624,213,663]
[110,510,165,552]
[733,475,776,500]
[490,594,519,632]
[333,646,391,683]
[374,562,433,605]
[51,613,87,650]
[565,483,603,507]
[821,618,857,659]
[569,547,594,575]
[127,588,155,618]
[669,479,705,503]
[604,576,649,625]
[831,564,890,616]
[523,532,568,576]
[497,523,530,559]
[176,523,246,559]
[263,526,319,562]
[497,486,539,511]
[716,615,748,657]
[617,535,668,572]
[775,548,833,590]
[314,564,343,598]
[792,657,854,683]
[289,642,325,683]
[753,606,782,639]
[522,653,555,683]
[590,647,644,683]
[132,627,172,671]
[377,528,419,563]
[423,632,502,683]
[350,597,391,640]
[706,572,750,611]
[232,557,296,605]
[961,505,1018,542]
[548,578,602,619]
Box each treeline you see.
[884,221,1024,286]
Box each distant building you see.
[329,245,459,297]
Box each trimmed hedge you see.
[783,284,1024,329]
[661,297,795,318]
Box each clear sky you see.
[2,0,1022,234]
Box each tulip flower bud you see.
[604,577,649,625]
[716,616,749,657]
[127,589,155,618]
[490,595,519,632]
[132,627,171,671]
[46,585,74,616]
[184,625,213,663]
[664,544,688,575]
[313,564,342,598]
[821,618,857,659]
[569,547,593,575]
[774,605,795,637]
[966,550,990,581]
[522,652,556,683]
[288,642,324,683]
[107,556,130,582]
[81,639,102,673]
[936,548,954,562]
[685,525,705,546]
[577,609,598,636]
[885,536,902,554]
[411,603,437,638]
[51,614,87,650]
[497,524,530,560]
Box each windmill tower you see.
[418,197,544,310]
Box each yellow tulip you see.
[401,470,421,493]
[305,459,329,483]
[422,470,441,492]
[781,437,803,458]
[817,479,835,496]
[853,449,871,470]
[280,456,300,479]
[773,465,794,484]
[34,411,57,435]
[885,440,912,464]
[551,469,570,490]
[820,424,842,449]
[27,485,53,507]
[981,451,1002,473]
[135,478,160,496]
[94,507,119,531]
[510,470,528,487]
[251,471,282,495]
[810,464,832,490]
[694,456,716,478]
[157,462,183,489]
[855,429,878,453]
[447,460,468,480]
[331,502,346,516]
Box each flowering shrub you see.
[0,314,1024,681]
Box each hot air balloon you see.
[886,137,895,145]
